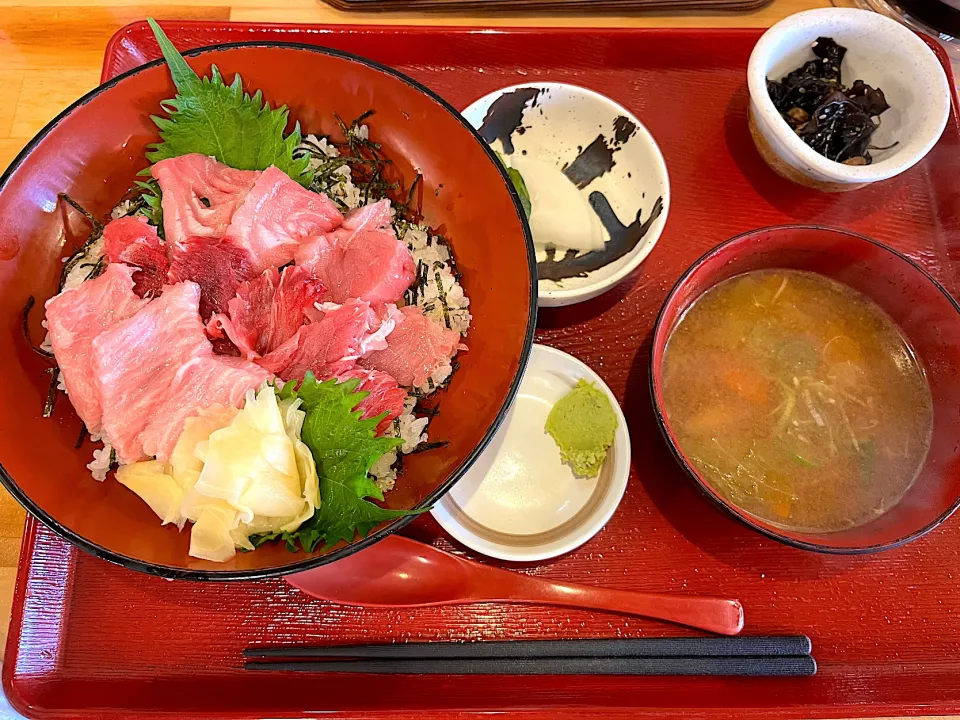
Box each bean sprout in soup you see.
[662,270,934,533]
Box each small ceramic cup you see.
[748,8,951,192]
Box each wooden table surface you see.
[0,1,948,717]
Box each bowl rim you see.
[0,40,538,581]
[461,81,671,304]
[747,7,952,184]
[648,223,960,554]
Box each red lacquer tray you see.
[6,21,960,720]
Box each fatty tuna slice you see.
[151,154,260,246]
[339,199,393,239]
[140,355,271,462]
[259,299,394,381]
[295,200,415,305]
[359,305,462,388]
[92,282,211,464]
[103,216,169,298]
[226,166,343,275]
[213,266,324,361]
[168,236,256,321]
[44,263,150,435]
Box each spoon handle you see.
[500,575,744,635]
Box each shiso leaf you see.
[134,179,164,232]
[494,151,531,219]
[252,374,418,553]
[144,18,313,186]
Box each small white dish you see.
[431,344,630,562]
[462,83,669,307]
[748,8,951,192]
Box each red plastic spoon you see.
[287,535,744,635]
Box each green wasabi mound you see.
[545,379,619,477]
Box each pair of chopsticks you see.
[244,635,816,676]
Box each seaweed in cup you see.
[545,379,618,477]
[766,37,893,165]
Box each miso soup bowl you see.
[650,225,960,554]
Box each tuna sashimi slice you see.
[168,236,256,321]
[226,166,343,274]
[92,282,211,464]
[151,154,260,246]
[360,305,462,388]
[103,216,169,298]
[295,226,415,305]
[213,266,324,361]
[44,264,149,435]
[334,366,406,435]
[260,299,393,381]
[140,355,271,461]
[340,199,392,238]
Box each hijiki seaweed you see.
[766,37,894,165]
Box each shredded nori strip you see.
[43,367,60,418]
[406,440,450,455]
[434,266,452,329]
[58,193,103,233]
[21,297,55,360]
[75,424,87,449]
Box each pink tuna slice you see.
[168,236,256,321]
[360,305,462,388]
[334,366,406,435]
[91,282,212,464]
[339,199,393,239]
[295,201,415,306]
[103,216,169,298]
[259,299,395,381]
[140,355,271,461]
[225,166,343,275]
[44,264,149,435]
[213,265,324,361]
[151,154,260,247]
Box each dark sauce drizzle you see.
[477,87,542,155]
[538,194,664,281]
[477,87,659,282]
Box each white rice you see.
[401,224,472,337]
[370,397,429,492]
[110,199,137,220]
[86,434,114,482]
[300,135,363,211]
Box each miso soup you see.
[661,269,933,533]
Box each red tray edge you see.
[100,20,960,110]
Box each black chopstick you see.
[244,635,812,660]
[245,655,817,676]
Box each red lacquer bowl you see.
[0,43,535,579]
[650,225,960,554]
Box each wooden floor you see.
[1,2,950,717]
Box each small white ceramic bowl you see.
[748,7,952,192]
[431,344,630,561]
[462,83,669,307]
